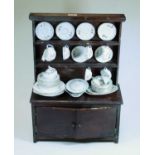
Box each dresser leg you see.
[114,137,119,143]
[33,137,37,143]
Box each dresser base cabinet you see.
[30,88,123,143]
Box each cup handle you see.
[46,44,53,48]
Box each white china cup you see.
[84,67,92,81]
[100,67,112,84]
[71,46,93,63]
[85,45,93,59]
[91,76,112,93]
[41,44,56,62]
[95,46,113,63]
[62,45,70,60]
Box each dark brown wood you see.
[30,86,123,106]
[35,107,117,140]
[29,13,126,143]
[29,13,126,22]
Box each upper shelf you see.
[29,13,126,22]
[35,61,118,68]
[35,40,120,46]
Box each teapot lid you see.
[100,67,112,79]
[39,66,58,80]
[45,66,57,74]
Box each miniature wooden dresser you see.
[29,13,126,143]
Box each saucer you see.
[33,81,65,97]
[76,22,95,40]
[56,22,75,40]
[86,85,118,96]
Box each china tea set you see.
[41,44,113,63]
[33,21,118,97]
[33,66,118,97]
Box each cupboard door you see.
[76,107,117,139]
[36,107,75,139]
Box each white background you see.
[1,0,150,155]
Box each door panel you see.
[36,107,75,138]
[76,107,117,139]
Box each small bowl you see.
[65,79,89,97]
[65,89,83,97]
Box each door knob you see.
[71,122,76,129]
[77,123,82,128]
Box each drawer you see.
[35,106,117,140]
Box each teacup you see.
[62,45,70,60]
[91,76,112,93]
[100,67,112,84]
[84,67,92,81]
[71,45,93,63]
[41,44,56,62]
[85,45,93,59]
[95,46,113,63]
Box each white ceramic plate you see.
[56,22,75,40]
[98,23,117,41]
[33,81,65,97]
[95,46,113,63]
[66,79,89,94]
[76,22,95,40]
[86,85,118,96]
[35,22,54,41]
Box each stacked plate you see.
[33,66,65,97]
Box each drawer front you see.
[76,107,117,139]
[36,107,75,139]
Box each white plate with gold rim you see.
[76,22,95,40]
[86,85,118,96]
[33,81,65,97]
[98,23,117,41]
[56,22,75,40]
[35,22,54,41]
